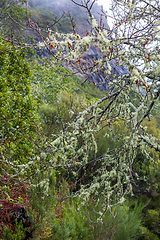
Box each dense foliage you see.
[0,38,38,168]
[0,0,28,38]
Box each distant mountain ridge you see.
[28,1,125,92]
[36,44,130,92]
[28,0,109,34]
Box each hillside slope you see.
[28,0,109,33]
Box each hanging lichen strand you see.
[2,0,160,216]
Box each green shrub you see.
[29,171,94,240]
[138,226,159,240]
[2,220,25,240]
[87,200,143,240]
[0,38,38,169]
[137,194,160,240]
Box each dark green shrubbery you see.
[0,38,38,167]
[29,171,94,240]
[28,170,145,240]
[87,199,143,240]
[2,220,25,240]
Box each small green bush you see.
[2,220,25,240]
[138,226,159,240]
[29,171,94,240]
[87,200,143,240]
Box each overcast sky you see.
[97,0,112,27]
[97,0,111,12]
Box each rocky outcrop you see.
[82,46,130,91]
[36,45,130,91]
[64,45,130,91]
[36,46,57,59]
[36,45,147,95]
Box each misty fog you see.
[28,0,109,32]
